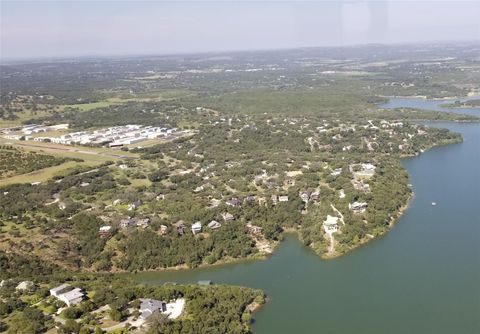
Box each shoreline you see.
[320,192,413,260]
[114,121,465,276]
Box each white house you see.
[50,283,71,298]
[221,212,235,222]
[16,281,34,291]
[349,202,368,213]
[323,215,339,234]
[191,222,202,234]
[208,220,222,230]
[58,288,84,307]
[50,284,84,307]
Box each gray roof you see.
[139,298,166,319]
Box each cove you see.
[129,99,480,333]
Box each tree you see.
[79,326,91,334]
[146,311,171,329]
[7,307,46,334]
[58,319,81,334]
[62,306,83,319]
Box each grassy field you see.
[60,100,120,111]
[0,138,141,186]
[0,161,83,186]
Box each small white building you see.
[16,281,34,291]
[323,215,339,234]
[191,221,202,234]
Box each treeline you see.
[0,147,77,179]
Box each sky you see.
[1,0,480,60]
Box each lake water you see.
[131,98,480,333]
[381,95,480,117]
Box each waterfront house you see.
[139,298,167,320]
[323,215,339,233]
[198,280,212,286]
[247,223,263,235]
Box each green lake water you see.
[130,99,480,333]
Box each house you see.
[330,168,342,176]
[208,220,222,230]
[221,212,235,222]
[310,190,320,201]
[225,198,241,207]
[50,283,71,298]
[349,202,368,213]
[50,284,84,307]
[323,215,339,233]
[159,224,168,236]
[271,195,278,205]
[16,281,34,291]
[352,163,376,179]
[175,221,186,235]
[352,179,370,193]
[135,218,150,228]
[278,195,289,202]
[244,195,256,203]
[191,221,202,234]
[99,225,112,237]
[139,298,167,320]
[128,200,142,211]
[120,218,135,229]
[300,191,312,203]
[247,223,263,235]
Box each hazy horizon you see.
[1,0,480,61]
